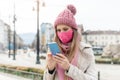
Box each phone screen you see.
[48,42,60,55]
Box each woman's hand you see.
[47,53,56,70]
[53,54,70,71]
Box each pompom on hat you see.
[54,4,78,30]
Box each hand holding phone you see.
[48,42,60,55]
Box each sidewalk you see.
[96,64,120,80]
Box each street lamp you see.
[33,0,45,64]
[36,0,40,64]
[13,1,16,60]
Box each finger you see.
[53,56,63,63]
[56,54,66,59]
[54,55,63,61]
[54,58,62,63]
[54,58,61,63]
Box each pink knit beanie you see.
[54,4,78,30]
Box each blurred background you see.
[0,0,120,80]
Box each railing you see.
[0,67,43,80]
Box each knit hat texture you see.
[54,4,78,30]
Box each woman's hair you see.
[54,28,81,58]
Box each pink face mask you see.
[57,29,73,44]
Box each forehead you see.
[56,24,71,29]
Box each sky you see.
[0,0,120,34]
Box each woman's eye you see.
[57,29,61,32]
[63,28,68,31]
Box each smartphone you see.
[48,42,60,55]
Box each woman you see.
[43,4,97,80]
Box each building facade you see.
[0,19,24,51]
[82,30,120,47]
[32,23,54,52]
[0,20,9,50]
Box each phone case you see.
[48,42,60,55]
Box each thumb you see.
[47,52,52,59]
[48,53,52,56]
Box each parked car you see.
[92,47,103,55]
